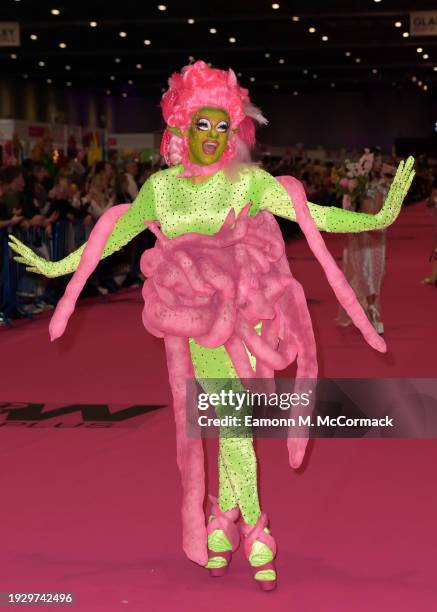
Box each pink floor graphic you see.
[1,203,436,611]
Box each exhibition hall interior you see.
[0,1,436,610]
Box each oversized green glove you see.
[8,234,84,278]
[324,156,415,233]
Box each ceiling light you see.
[65,65,71,70]
[122,92,128,98]
[250,77,255,82]
[59,42,67,49]
[209,28,217,34]
[292,16,300,22]
[434,66,437,71]
[237,72,242,77]
[229,37,236,43]
[372,68,378,74]
[119,31,127,38]
[115,57,121,63]
[423,54,429,59]
[412,76,417,82]
[30,34,38,40]
[38,61,45,67]
[136,63,142,69]
[374,0,382,3]
[66,81,72,86]
[265,52,271,58]
[110,75,116,81]
[144,39,151,45]
[46,78,52,83]
[417,47,423,53]
[106,90,111,95]
[355,57,361,63]
[128,79,133,85]
[279,58,285,64]
[322,35,328,42]
[402,32,409,38]
[188,18,195,24]
[90,21,97,27]
[51,9,60,15]
[418,80,423,86]
[345,51,351,57]
[293,91,299,96]
[274,84,279,89]
[313,74,318,79]
[10,53,17,59]
[395,21,402,28]
[157,4,167,10]
[303,69,308,74]
[423,84,428,91]
[272,3,280,8]
[331,83,336,88]
[308,27,316,33]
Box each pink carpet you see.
[1,202,436,611]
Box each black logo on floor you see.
[0,402,167,428]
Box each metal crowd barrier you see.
[0,218,147,326]
[0,221,73,325]
[1,227,18,322]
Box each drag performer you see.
[9,61,414,591]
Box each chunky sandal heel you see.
[206,495,240,578]
[241,513,277,591]
[208,550,232,577]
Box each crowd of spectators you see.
[0,154,156,321]
[1,144,436,324]
[260,149,436,206]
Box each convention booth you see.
[107,132,161,163]
[0,119,107,163]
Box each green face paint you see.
[186,107,231,166]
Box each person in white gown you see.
[337,151,390,334]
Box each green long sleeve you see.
[254,156,415,234]
[50,179,156,277]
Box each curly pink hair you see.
[160,60,267,176]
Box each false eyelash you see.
[196,119,210,130]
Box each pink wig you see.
[160,60,267,176]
